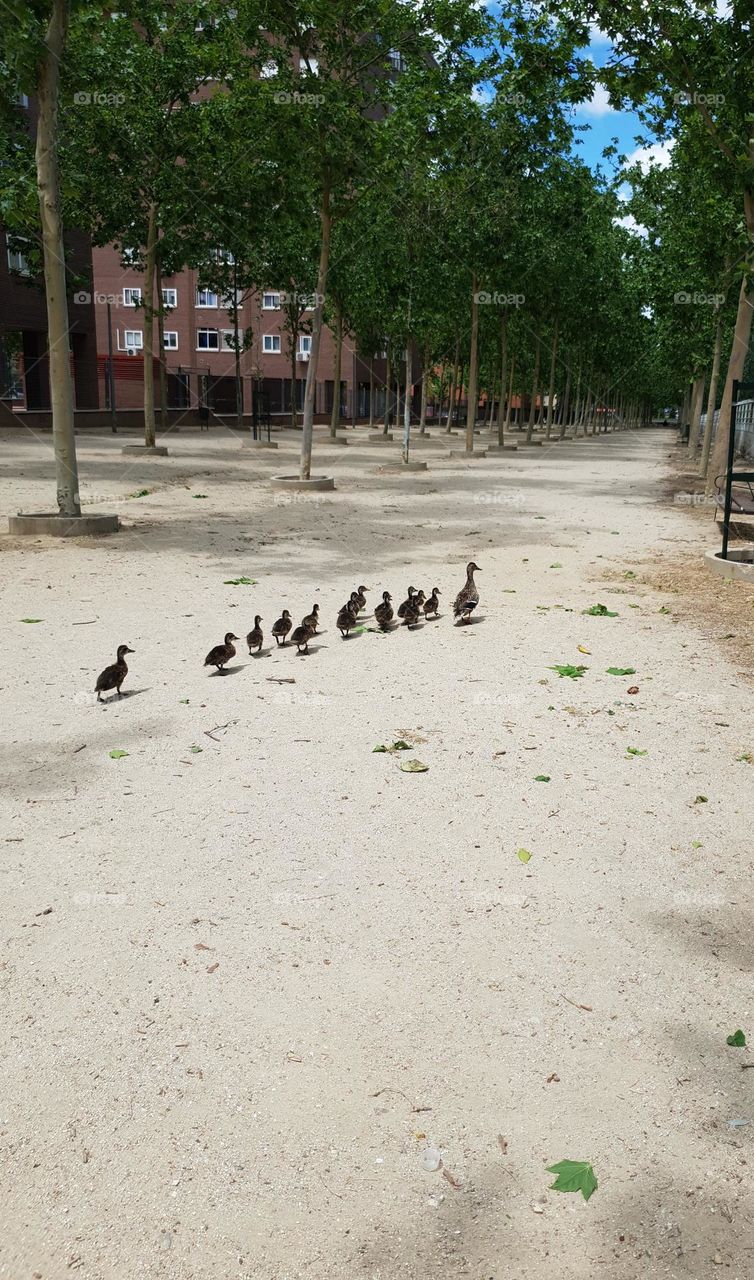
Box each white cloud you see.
[625,141,673,172]
[472,83,493,104]
[577,83,616,117]
[588,21,612,44]
[614,213,647,237]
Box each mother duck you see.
[453,561,481,623]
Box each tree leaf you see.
[577,645,591,654]
[727,1029,746,1047]
[400,759,429,772]
[534,775,551,782]
[223,577,257,585]
[189,745,203,753]
[547,1159,597,1201]
[517,848,532,863]
[626,747,647,757]
[606,667,636,676]
[694,794,708,804]
[179,699,189,704]
[20,618,43,624]
[372,744,388,753]
[549,664,587,679]
[583,603,618,617]
[109,749,129,759]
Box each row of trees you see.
[1,0,751,512]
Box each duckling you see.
[453,561,481,623]
[302,603,320,634]
[95,643,134,701]
[290,620,315,654]
[403,589,426,627]
[204,632,238,672]
[337,599,359,638]
[246,615,263,654]
[354,585,369,612]
[374,591,393,630]
[424,588,441,619]
[397,586,417,619]
[271,609,292,646]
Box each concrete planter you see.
[449,449,487,459]
[9,512,120,537]
[704,546,754,580]
[121,445,169,457]
[377,460,428,473]
[242,439,279,449]
[270,475,335,492]
[486,444,518,453]
[368,432,394,442]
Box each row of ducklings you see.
[95,563,481,694]
[203,582,443,671]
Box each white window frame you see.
[123,287,142,307]
[298,334,312,355]
[162,287,177,309]
[196,288,218,308]
[6,239,31,276]
[118,329,143,351]
[262,292,281,311]
[163,330,178,350]
[263,334,281,354]
[222,329,238,350]
[196,328,219,351]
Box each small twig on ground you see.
[561,993,593,1012]
[371,1086,432,1113]
[204,723,231,742]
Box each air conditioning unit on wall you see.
[296,351,310,362]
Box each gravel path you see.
[1,426,752,1279]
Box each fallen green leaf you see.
[549,664,587,679]
[193,493,208,498]
[373,740,411,754]
[726,1029,746,1047]
[517,848,532,863]
[20,618,43,624]
[109,749,129,759]
[189,745,203,754]
[550,562,562,569]
[658,605,670,615]
[547,1160,597,1201]
[179,699,189,704]
[606,667,636,676]
[626,747,647,757]
[736,752,753,763]
[692,840,703,849]
[400,759,429,773]
[583,603,618,617]
[131,488,151,498]
[534,775,551,783]
[223,577,257,585]
[694,794,708,804]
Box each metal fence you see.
[702,397,754,459]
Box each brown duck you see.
[271,609,292,645]
[247,616,263,654]
[204,632,238,672]
[337,599,359,638]
[302,603,320,634]
[290,619,315,654]
[397,586,417,619]
[453,562,480,622]
[374,591,393,630]
[95,644,134,701]
[424,588,441,619]
[402,590,426,627]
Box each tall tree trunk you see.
[446,334,459,432]
[465,274,479,453]
[707,239,754,491]
[368,357,374,429]
[36,0,80,516]
[699,309,724,476]
[383,348,391,433]
[142,201,158,448]
[419,342,429,434]
[545,319,559,440]
[329,303,343,438]
[496,312,508,445]
[687,374,705,457]
[402,337,412,463]
[559,364,571,439]
[300,182,331,480]
[290,325,298,429]
[155,252,168,434]
[526,332,541,443]
[503,353,515,432]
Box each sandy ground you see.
[1,425,753,1280]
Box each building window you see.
[123,287,142,307]
[162,287,177,309]
[210,247,235,265]
[6,239,31,275]
[304,56,319,75]
[118,329,143,350]
[262,292,280,310]
[299,335,312,355]
[263,334,281,354]
[222,330,238,349]
[196,288,218,308]
[197,328,219,351]
[388,49,405,71]
[163,331,178,350]
[14,93,30,108]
